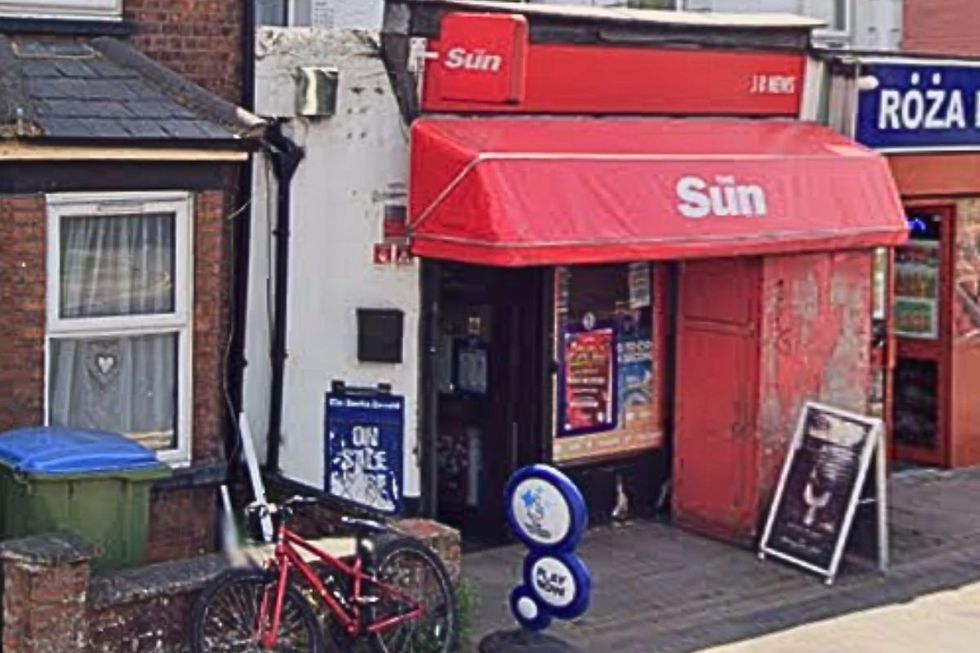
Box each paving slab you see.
[464,466,980,652]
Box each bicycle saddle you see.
[341,515,388,534]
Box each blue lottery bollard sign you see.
[504,465,591,631]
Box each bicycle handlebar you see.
[243,496,390,534]
[245,495,319,518]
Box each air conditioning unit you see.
[295,66,339,117]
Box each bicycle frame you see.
[257,522,426,648]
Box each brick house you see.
[903,0,980,54]
[0,0,259,562]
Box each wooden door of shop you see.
[674,258,761,543]
[432,265,546,545]
[892,207,953,467]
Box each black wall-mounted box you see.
[356,308,404,364]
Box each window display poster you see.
[894,298,938,339]
[455,339,488,397]
[628,262,651,309]
[559,327,616,435]
[617,335,654,432]
[894,240,940,339]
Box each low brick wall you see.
[1,518,461,653]
[87,555,227,653]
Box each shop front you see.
[841,56,980,468]
[405,3,907,547]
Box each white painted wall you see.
[244,27,420,498]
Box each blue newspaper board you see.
[856,60,980,151]
[325,390,404,515]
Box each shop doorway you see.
[425,263,549,546]
[673,258,761,543]
[891,207,953,467]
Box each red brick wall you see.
[0,189,231,561]
[123,0,243,103]
[903,0,980,55]
[146,487,216,563]
[0,195,47,433]
[192,189,232,465]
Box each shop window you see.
[676,0,850,38]
[45,192,193,465]
[553,263,661,463]
[894,211,941,340]
[892,358,939,451]
[254,0,354,27]
[0,0,121,20]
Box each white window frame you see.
[45,191,194,466]
[672,0,852,41]
[804,0,851,41]
[0,0,121,21]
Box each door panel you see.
[674,258,760,542]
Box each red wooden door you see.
[674,258,761,543]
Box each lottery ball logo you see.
[512,479,572,547]
[505,465,591,632]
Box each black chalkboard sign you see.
[759,402,887,584]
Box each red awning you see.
[409,118,907,266]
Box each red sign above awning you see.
[423,15,804,116]
[409,118,908,267]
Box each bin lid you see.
[0,427,165,475]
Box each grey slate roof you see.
[0,36,264,145]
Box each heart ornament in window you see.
[86,340,122,387]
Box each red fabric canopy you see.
[409,118,907,266]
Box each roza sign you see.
[856,61,980,151]
[878,72,971,131]
[676,175,768,219]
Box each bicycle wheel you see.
[369,536,457,653]
[191,568,325,653]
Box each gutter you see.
[227,7,303,478]
[263,122,304,474]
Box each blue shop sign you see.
[325,390,404,514]
[856,60,980,152]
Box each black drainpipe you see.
[263,122,304,473]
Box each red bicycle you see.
[190,496,457,653]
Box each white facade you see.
[243,27,420,498]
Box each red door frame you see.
[892,202,955,467]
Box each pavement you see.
[698,579,980,653]
[462,466,980,652]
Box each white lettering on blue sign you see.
[325,392,404,515]
[676,175,768,219]
[856,62,980,151]
[877,72,969,131]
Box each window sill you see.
[153,461,228,491]
[0,15,134,36]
